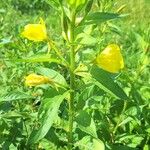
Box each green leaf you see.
[144,145,149,150]
[76,85,95,110]
[0,9,6,13]
[0,91,33,102]
[118,117,133,127]
[15,54,60,63]
[36,67,68,88]
[2,112,22,119]
[39,139,57,150]
[90,65,128,100]
[78,33,97,46]
[134,32,149,51]
[75,111,91,127]
[116,134,144,148]
[45,0,61,10]
[79,48,96,63]
[84,12,125,25]
[0,37,12,45]
[9,144,18,150]
[110,144,137,150]
[28,91,69,144]
[85,0,93,14]
[75,136,105,150]
[75,136,92,150]
[93,138,105,150]
[77,118,97,138]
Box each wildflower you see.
[22,18,47,42]
[96,44,124,73]
[25,73,51,87]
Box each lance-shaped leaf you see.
[83,12,127,25]
[90,65,128,100]
[15,54,60,64]
[28,91,69,144]
[36,67,68,88]
[0,91,33,102]
[75,136,105,150]
[45,0,62,10]
[76,110,97,138]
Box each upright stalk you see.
[113,101,127,136]
[68,10,76,150]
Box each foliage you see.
[0,0,149,150]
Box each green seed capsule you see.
[67,0,87,9]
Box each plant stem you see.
[68,10,76,150]
[113,100,127,135]
[48,39,69,67]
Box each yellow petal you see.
[22,18,47,42]
[96,44,124,73]
[25,73,50,87]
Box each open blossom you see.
[96,44,124,73]
[22,18,47,42]
[25,73,51,87]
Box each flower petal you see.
[22,19,47,42]
[25,73,50,87]
[96,44,124,73]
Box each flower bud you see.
[25,73,51,87]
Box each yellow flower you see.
[25,73,51,87]
[96,44,124,73]
[22,18,47,42]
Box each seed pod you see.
[67,0,87,10]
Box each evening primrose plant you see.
[20,0,128,149]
